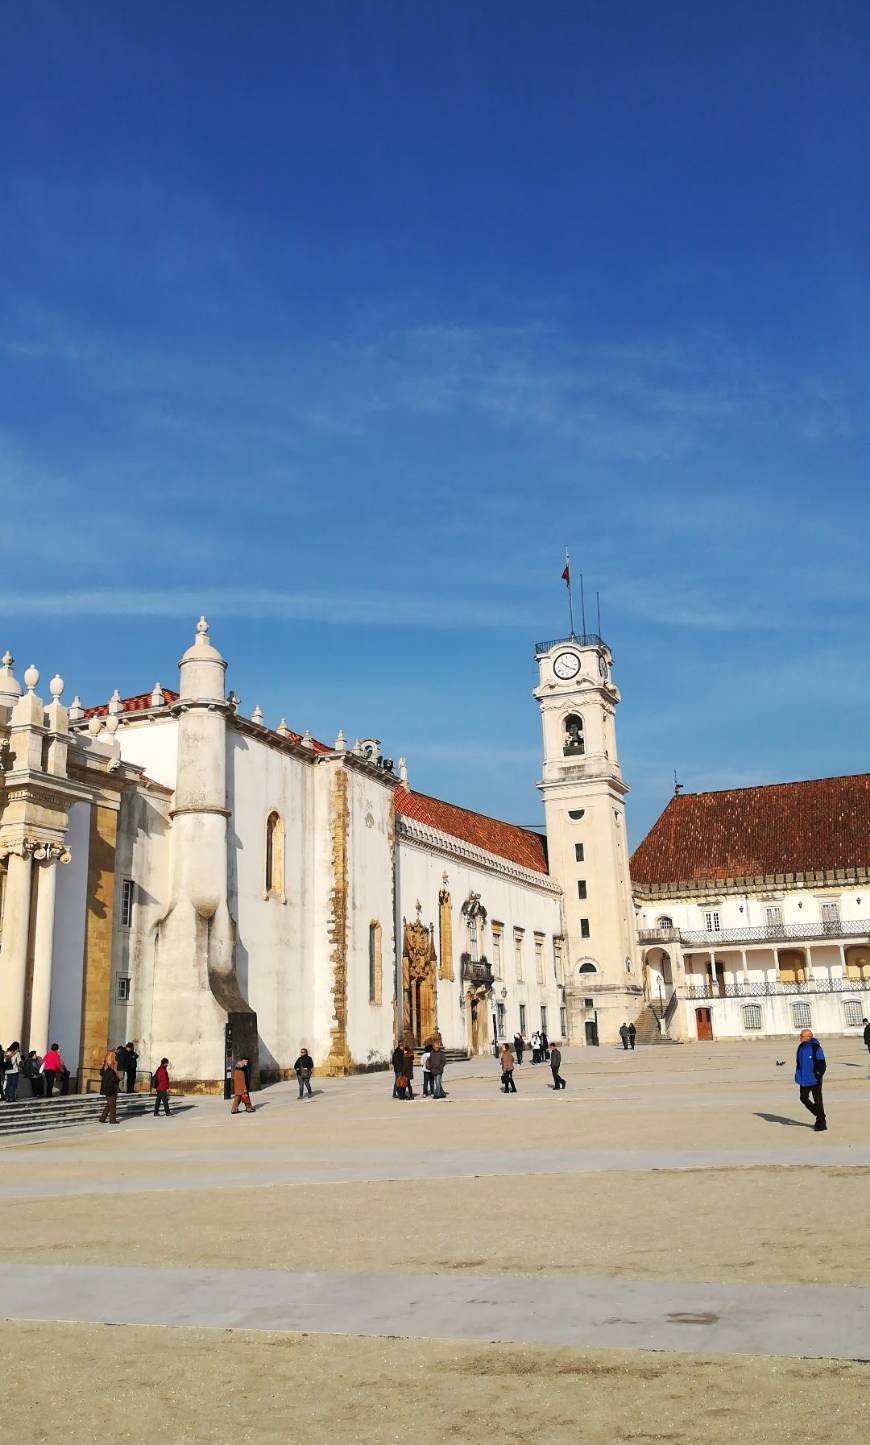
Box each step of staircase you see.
[0,1092,183,1138]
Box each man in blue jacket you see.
[794,1028,827,1132]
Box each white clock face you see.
[553,651,580,680]
[598,654,608,679]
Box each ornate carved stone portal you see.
[402,902,438,1045]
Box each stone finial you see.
[197,615,209,636]
[105,712,119,734]
[68,695,84,721]
[108,688,122,716]
[49,674,64,699]
[23,663,39,693]
[276,718,289,737]
[352,738,363,756]
[87,715,103,737]
[335,728,346,752]
[302,729,313,749]
[151,681,165,708]
[0,650,21,705]
[399,757,409,787]
[252,704,264,725]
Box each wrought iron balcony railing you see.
[534,632,605,656]
[461,956,494,987]
[685,977,870,1000]
[680,919,870,946]
[637,927,681,944]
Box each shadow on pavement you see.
[754,1112,812,1128]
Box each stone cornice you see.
[397,816,562,895]
[632,866,870,903]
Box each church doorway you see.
[402,908,438,1046]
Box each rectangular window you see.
[742,1003,762,1031]
[120,878,135,930]
[577,879,587,900]
[821,902,841,930]
[765,906,782,928]
[791,1000,812,1030]
[116,975,132,1004]
[540,1005,548,1033]
[560,1005,568,1036]
[843,999,863,1028]
[553,937,564,983]
[492,925,503,975]
[580,918,590,939]
[534,933,545,984]
[704,910,721,932]
[514,928,525,982]
[519,1003,527,1035]
[574,843,584,862]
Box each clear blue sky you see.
[2,1,868,845]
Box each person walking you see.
[99,1050,121,1124]
[3,1042,22,1102]
[22,1051,44,1098]
[403,1043,416,1099]
[627,1022,637,1051]
[618,1023,630,1051]
[153,1058,172,1117]
[294,1047,314,1100]
[421,1044,433,1097]
[513,1031,525,1066]
[391,1042,407,1099]
[794,1028,827,1132]
[124,1042,139,1093]
[500,1044,517,1093]
[429,1039,447,1099]
[42,1043,66,1098]
[863,1017,870,1054]
[230,1058,255,1114]
[550,1044,566,1090]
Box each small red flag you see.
[561,564,570,585]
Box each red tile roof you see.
[631,774,870,886]
[82,690,179,718]
[395,788,549,874]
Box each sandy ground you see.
[3,1166,868,1286]
[1,1323,866,1445]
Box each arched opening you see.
[563,714,585,756]
[845,945,870,982]
[265,811,284,898]
[657,915,674,930]
[777,948,807,985]
[578,960,597,974]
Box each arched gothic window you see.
[563,714,585,756]
[657,915,674,929]
[265,811,284,898]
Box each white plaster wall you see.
[111,786,171,1075]
[637,884,869,939]
[344,769,396,1067]
[49,799,91,1062]
[113,717,179,790]
[226,729,318,1075]
[681,992,867,1041]
[396,836,565,1051]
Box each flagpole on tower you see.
[562,548,575,637]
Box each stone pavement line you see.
[2,1144,869,1198]
[1,1263,868,1361]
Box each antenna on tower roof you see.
[674,768,683,796]
[596,590,601,639]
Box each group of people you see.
[97,1046,169,1122]
[508,1030,551,1065]
[500,1041,565,1091]
[2,1042,70,1101]
[392,1040,447,1099]
[618,1022,638,1050]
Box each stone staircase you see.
[631,1003,680,1045]
[0,1091,184,1139]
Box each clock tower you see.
[533,631,641,1044]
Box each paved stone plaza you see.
[2,1039,869,1442]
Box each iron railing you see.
[534,633,605,655]
[638,927,681,944]
[685,978,870,1000]
[680,919,870,946]
[461,957,494,987]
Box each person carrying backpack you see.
[794,1028,827,1132]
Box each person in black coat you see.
[124,1042,139,1092]
[863,1018,870,1054]
[293,1048,314,1099]
[392,1043,407,1099]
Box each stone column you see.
[0,850,34,1043]
[29,856,59,1055]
